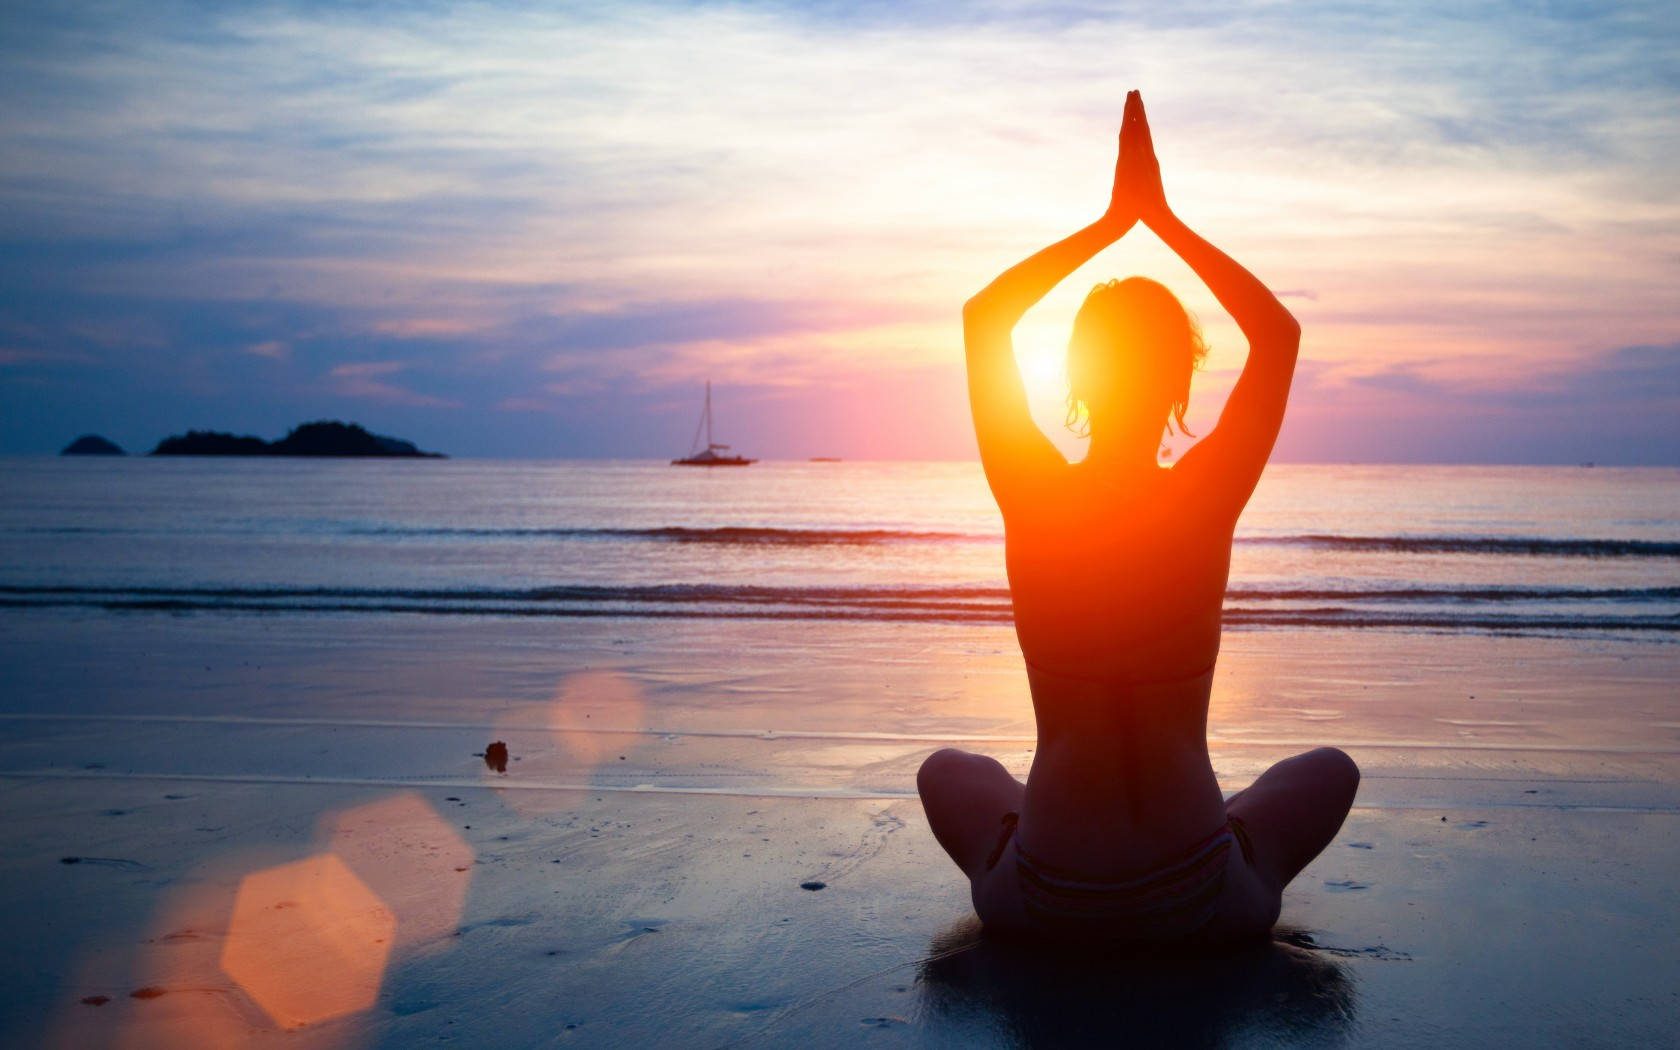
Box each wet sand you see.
[1,612,1675,1047]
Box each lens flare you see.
[220,853,395,1029]
[487,670,648,815]
[320,792,475,953]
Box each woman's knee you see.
[917,747,972,801]
[1308,746,1360,806]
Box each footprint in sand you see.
[1324,879,1369,893]
[1282,932,1411,961]
[615,919,666,942]
[802,810,906,887]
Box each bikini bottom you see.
[985,811,1256,942]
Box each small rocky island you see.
[61,435,126,455]
[149,421,443,458]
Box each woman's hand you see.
[1101,128,1137,234]
[1106,89,1170,228]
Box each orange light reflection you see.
[220,852,395,1029]
[488,670,648,815]
[321,791,475,953]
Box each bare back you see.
[1004,461,1233,688]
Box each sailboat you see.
[671,381,756,466]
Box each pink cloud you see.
[370,319,483,339]
[329,361,408,378]
[544,379,606,397]
[327,360,457,407]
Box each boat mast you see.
[705,380,713,449]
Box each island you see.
[149,421,444,458]
[60,435,126,455]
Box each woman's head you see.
[1066,277,1206,441]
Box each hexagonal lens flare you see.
[220,852,395,1029]
[321,792,475,952]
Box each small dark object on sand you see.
[130,986,167,1000]
[81,996,110,1006]
[61,856,81,865]
[484,741,509,773]
[800,880,826,891]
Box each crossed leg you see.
[917,747,1025,879]
[1224,746,1361,898]
[918,744,1360,941]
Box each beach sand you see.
[2,611,1675,1047]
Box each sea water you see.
[0,459,1674,636]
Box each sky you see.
[0,0,1676,462]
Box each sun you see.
[1015,340,1067,405]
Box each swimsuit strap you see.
[985,810,1019,872]
[1022,656,1217,687]
[1015,820,1235,894]
[1013,820,1238,940]
[1225,812,1257,866]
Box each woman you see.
[918,91,1358,944]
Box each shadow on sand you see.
[917,919,1356,1049]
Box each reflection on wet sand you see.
[918,918,1355,1049]
[319,792,475,954]
[223,853,394,1028]
[46,791,474,1049]
[487,670,648,816]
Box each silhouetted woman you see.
[919,92,1358,944]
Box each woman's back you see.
[1004,461,1232,689]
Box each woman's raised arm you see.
[964,141,1135,511]
[1120,92,1300,511]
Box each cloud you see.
[1270,343,1680,463]
[1342,343,1680,408]
[0,346,93,367]
[370,319,484,339]
[494,397,555,413]
[545,379,606,397]
[327,360,458,407]
[0,0,1676,459]
[329,361,408,379]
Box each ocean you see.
[0,458,1675,637]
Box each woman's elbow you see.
[1269,315,1301,356]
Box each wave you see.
[1238,535,1680,558]
[17,523,1676,558]
[2,583,1674,634]
[345,525,979,544]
